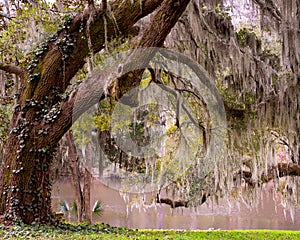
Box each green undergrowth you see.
[0,222,299,239]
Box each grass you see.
[0,222,299,239]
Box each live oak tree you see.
[0,0,299,225]
[0,0,191,224]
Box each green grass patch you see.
[0,223,299,239]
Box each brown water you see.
[52,180,300,230]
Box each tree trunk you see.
[83,132,93,224]
[0,90,58,223]
[0,131,54,223]
[83,168,92,224]
[66,131,84,223]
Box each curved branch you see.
[156,194,188,208]
[155,81,205,131]
[38,0,192,153]
[237,162,300,186]
[23,0,163,104]
[0,64,24,76]
[156,192,209,208]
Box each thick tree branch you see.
[42,0,192,146]
[156,194,188,208]
[0,64,23,76]
[156,192,208,208]
[116,0,192,97]
[237,162,300,186]
[22,0,163,105]
[159,163,300,208]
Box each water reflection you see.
[52,180,300,230]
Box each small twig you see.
[102,0,107,12]
[87,0,95,9]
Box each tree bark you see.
[0,64,23,76]
[65,131,84,223]
[83,131,93,224]
[83,168,92,224]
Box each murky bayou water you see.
[52,180,300,230]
